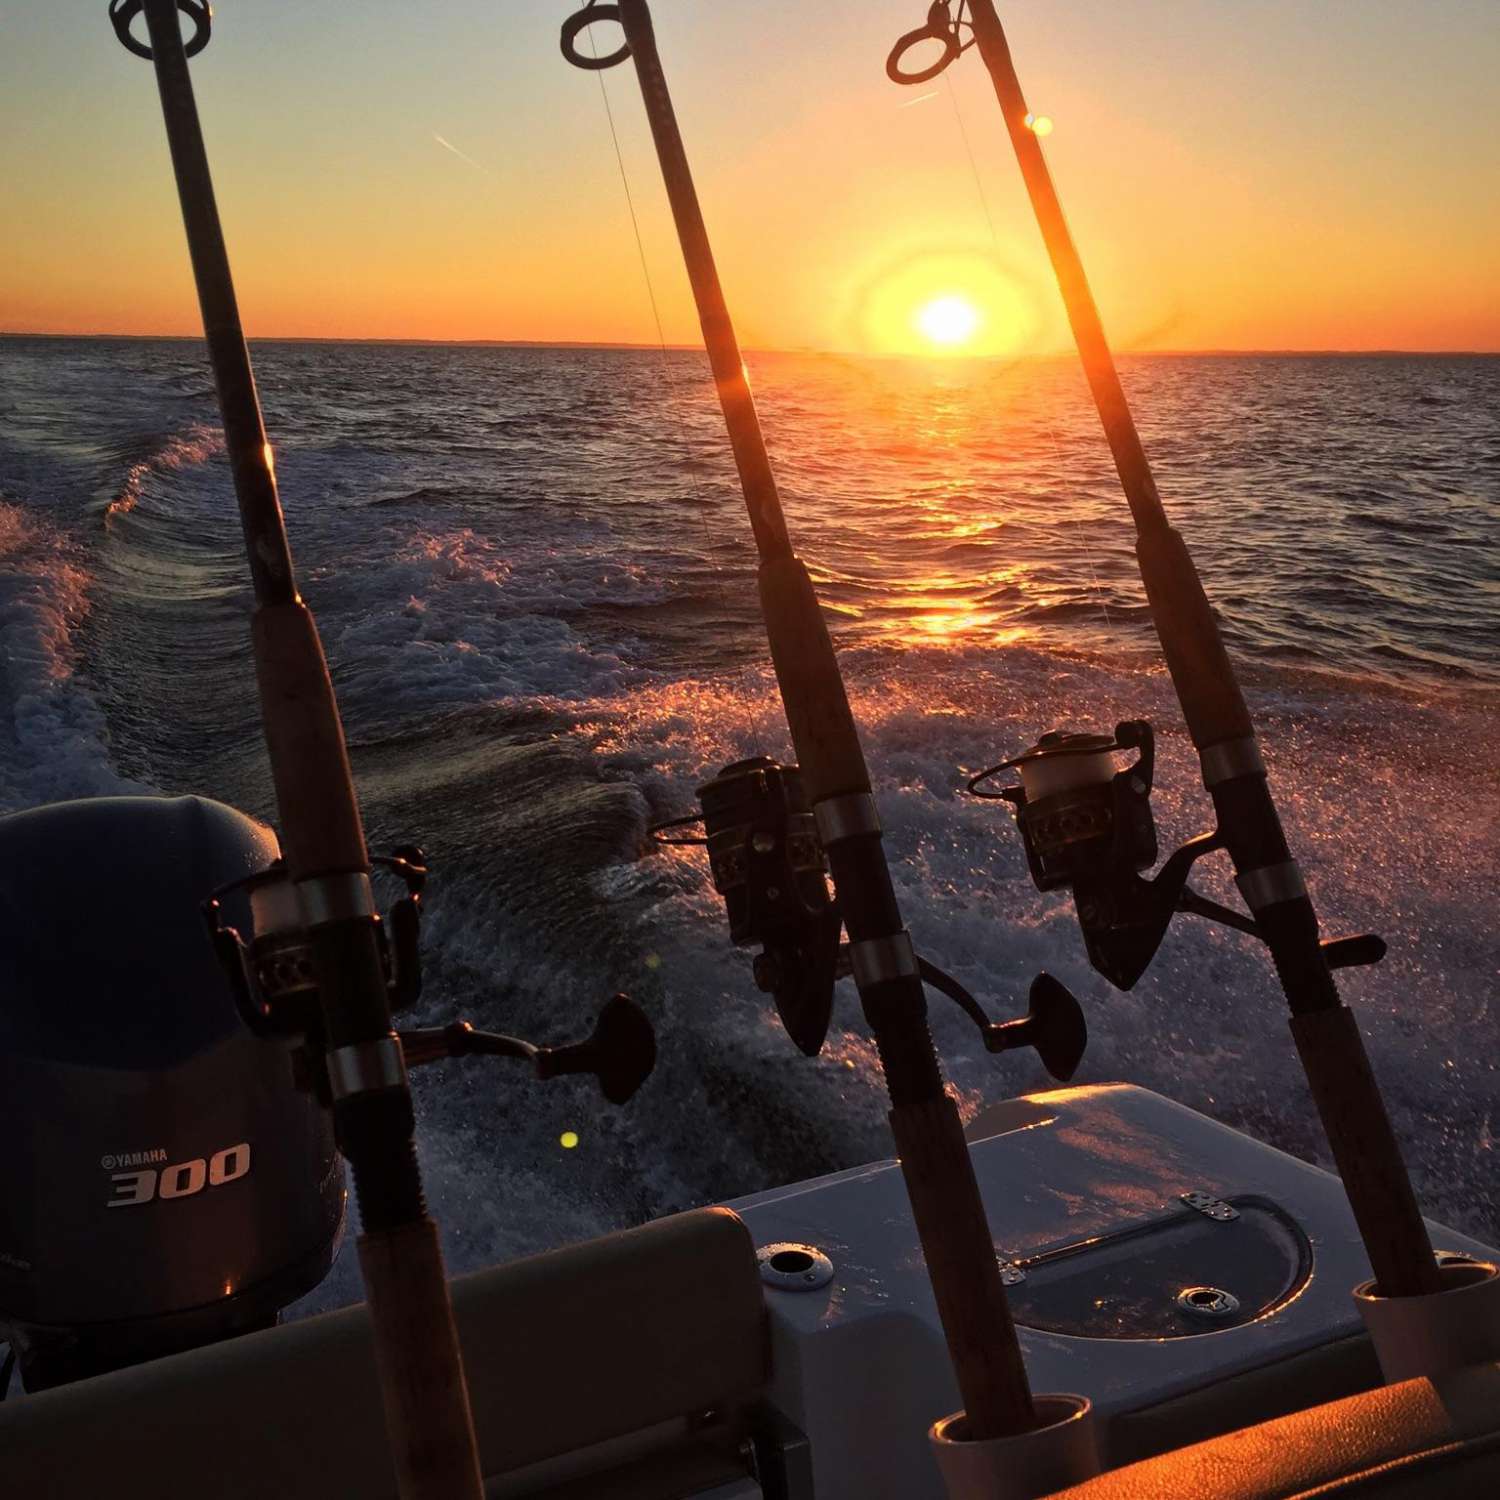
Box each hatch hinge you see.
[1180,1190,1239,1222]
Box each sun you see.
[915,294,982,349]
[850,249,1035,356]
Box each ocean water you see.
[0,336,1496,1309]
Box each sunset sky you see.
[4,1,1497,354]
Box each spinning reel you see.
[204,849,655,1106]
[652,757,1087,1081]
[205,847,429,1042]
[971,720,1386,990]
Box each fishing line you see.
[943,71,1113,636]
[587,26,729,610]
[584,23,775,751]
[944,71,998,245]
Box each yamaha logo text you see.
[99,1149,168,1170]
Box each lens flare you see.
[916,295,982,348]
[1024,113,1054,137]
[848,247,1040,356]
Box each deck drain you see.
[1176,1285,1240,1319]
[757,1242,834,1292]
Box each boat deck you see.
[725,1083,1496,1500]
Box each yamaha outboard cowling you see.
[0,797,344,1391]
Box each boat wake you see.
[0,336,1494,1315]
[0,501,143,812]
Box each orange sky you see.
[4,2,1497,353]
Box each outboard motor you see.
[0,797,345,1392]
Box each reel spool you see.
[981,723,1158,895]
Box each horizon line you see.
[2,330,1496,359]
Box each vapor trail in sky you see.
[432,133,492,176]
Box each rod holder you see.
[930,1394,1099,1500]
[1354,1257,1500,1384]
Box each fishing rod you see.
[110,3,655,1493]
[109,4,485,1492]
[560,0,1081,1445]
[887,0,1442,1301]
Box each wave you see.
[0,502,147,811]
[1347,510,1454,538]
[98,423,223,521]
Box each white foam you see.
[319,526,649,719]
[516,642,1500,1241]
[0,503,147,812]
[103,424,223,521]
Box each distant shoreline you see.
[1,331,1494,358]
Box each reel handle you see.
[535,994,657,1104]
[908,955,1088,1082]
[400,996,657,1106]
[983,972,1088,1083]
